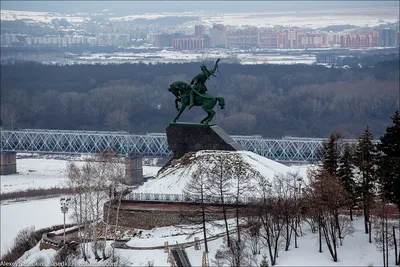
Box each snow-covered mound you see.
[136,150,297,195]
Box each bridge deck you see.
[1,129,362,163]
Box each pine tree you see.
[377,110,400,210]
[260,255,269,267]
[337,143,357,221]
[322,132,342,176]
[354,125,377,236]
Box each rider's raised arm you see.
[208,58,220,76]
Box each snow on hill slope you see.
[136,150,299,195]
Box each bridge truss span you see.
[1,129,343,163]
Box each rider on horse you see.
[188,58,220,109]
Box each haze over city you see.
[2,1,399,14]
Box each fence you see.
[124,192,258,205]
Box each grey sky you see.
[1,1,399,15]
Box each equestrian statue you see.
[168,58,225,124]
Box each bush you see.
[0,224,75,264]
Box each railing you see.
[1,129,371,162]
[124,192,257,204]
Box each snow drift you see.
[136,150,298,196]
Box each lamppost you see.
[60,197,71,245]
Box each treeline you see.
[172,111,400,266]
[1,60,399,137]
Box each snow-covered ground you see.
[136,150,308,195]
[75,50,316,65]
[1,155,390,266]
[1,158,161,194]
[14,217,390,266]
[0,10,86,23]
[0,197,74,256]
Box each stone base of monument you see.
[166,123,244,160]
[0,152,17,175]
[125,155,143,185]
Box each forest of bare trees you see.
[1,60,398,138]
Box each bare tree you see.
[256,176,284,266]
[105,109,130,130]
[273,173,303,251]
[0,103,19,129]
[244,214,261,256]
[66,152,125,262]
[373,200,399,267]
[182,162,213,253]
[338,216,355,246]
[207,153,233,246]
[231,153,259,244]
[213,237,249,267]
[307,170,352,262]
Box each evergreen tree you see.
[322,132,342,176]
[354,125,377,236]
[260,255,269,267]
[337,143,357,221]
[377,111,400,210]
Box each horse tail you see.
[216,97,225,109]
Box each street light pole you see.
[60,197,71,245]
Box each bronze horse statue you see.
[168,59,225,124]
[168,81,225,124]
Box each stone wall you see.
[104,201,246,230]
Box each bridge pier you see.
[125,155,143,185]
[0,152,17,175]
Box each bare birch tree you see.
[66,152,125,263]
[181,162,213,253]
[207,153,233,247]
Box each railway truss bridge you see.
[0,129,357,163]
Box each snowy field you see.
[1,8,398,29]
[1,158,161,194]
[75,50,316,65]
[14,217,391,266]
[0,197,74,256]
[0,155,311,257]
[0,156,389,266]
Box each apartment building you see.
[379,28,396,46]
[209,24,227,48]
[227,27,258,48]
[340,31,378,48]
[172,36,204,51]
[194,25,206,37]
[258,28,278,48]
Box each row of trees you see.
[59,112,399,266]
[1,60,398,137]
[65,152,128,264]
[182,111,399,266]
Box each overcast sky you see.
[1,1,399,14]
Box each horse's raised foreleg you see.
[216,97,225,109]
[173,104,186,123]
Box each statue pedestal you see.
[166,123,244,159]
